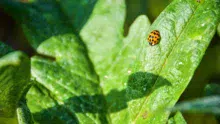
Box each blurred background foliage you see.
[0,0,219,123]
[0,0,173,54]
[124,0,172,35]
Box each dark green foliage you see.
[0,0,219,124]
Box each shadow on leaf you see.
[32,72,171,123]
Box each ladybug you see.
[147,30,160,46]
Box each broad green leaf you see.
[172,96,220,115]
[80,0,126,74]
[0,0,109,123]
[130,0,219,123]
[168,112,186,124]
[81,2,151,123]
[102,15,151,94]
[27,34,109,123]
[0,51,30,122]
[0,0,74,49]
[103,15,150,123]
[26,0,151,123]
[82,0,219,123]
[80,1,150,123]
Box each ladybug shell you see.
[147,30,160,46]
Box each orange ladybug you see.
[147,30,160,46]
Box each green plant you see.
[0,0,219,124]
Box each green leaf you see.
[0,0,74,49]
[27,34,108,123]
[0,51,30,117]
[128,0,219,123]
[23,0,151,123]
[80,0,126,74]
[168,112,186,124]
[80,2,151,123]
[2,0,219,123]
[17,99,34,124]
[108,15,151,123]
[82,1,151,123]
[172,96,220,115]
[59,0,97,32]
[82,0,219,123]
[0,42,32,124]
[180,43,220,100]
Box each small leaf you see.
[0,42,14,57]
[205,84,220,96]
[17,99,34,124]
[0,51,30,117]
[168,112,186,124]
[172,96,220,115]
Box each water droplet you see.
[127,70,131,74]
[178,62,183,65]
[55,90,59,94]
[104,75,109,79]
[100,83,104,87]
